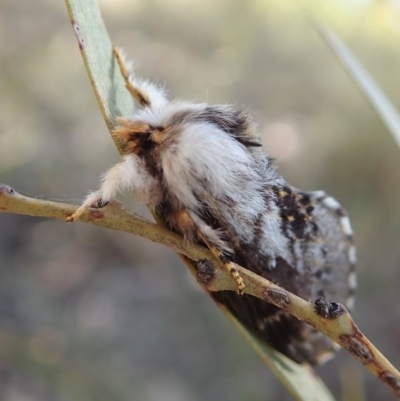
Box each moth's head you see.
[112,104,177,155]
[112,118,167,155]
[112,102,202,155]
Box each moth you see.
[67,47,356,365]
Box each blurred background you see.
[1,0,400,400]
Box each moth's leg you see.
[113,46,168,108]
[172,210,245,295]
[201,238,245,295]
[66,161,128,222]
[65,190,109,223]
[66,154,162,222]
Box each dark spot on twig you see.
[196,259,215,287]
[314,297,346,319]
[340,334,374,364]
[379,371,400,396]
[263,288,291,309]
[0,184,15,195]
[89,210,104,219]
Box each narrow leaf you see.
[315,22,400,150]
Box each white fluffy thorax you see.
[121,102,288,256]
[161,122,261,208]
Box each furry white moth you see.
[67,47,356,365]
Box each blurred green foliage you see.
[0,0,399,400]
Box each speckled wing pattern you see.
[212,185,356,365]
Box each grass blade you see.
[315,22,400,150]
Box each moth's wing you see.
[212,189,356,365]
[266,187,356,308]
[281,190,357,363]
[268,189,356,363]
[296,190,356,309]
